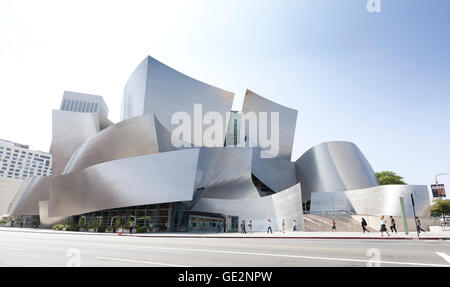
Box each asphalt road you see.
[0,230,449,267]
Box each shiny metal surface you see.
[38,200,64,228]
[192,183,304,232]
[242,89,298,160]
[7,176,50,215]
[194,147,258,199]
[251,148,297,192]
[310,184,430,217]
[49,149,200,217]
[5,56,431,230]
[0,178,24,214]
[122,56,234,147]
[63,114,160,174]
[51,110,101,175]
[295,141,379,203]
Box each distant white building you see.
[0,139,52,180]
[60,91,109,117]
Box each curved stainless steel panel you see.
[7,176,50,216]
[295,141,379,202]
[52,110,101,175]
[192,183,304,232]
[242,89,298,160]
[49,149,200,217]
[63,114,160,174]
[122,56,234,147]
[251,148,297,192]
[310,184,430,217]
[39,200,64,228]
[0,178,24,214]
[195,147,259,200]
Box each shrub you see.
[136,226,148,233]
[97,217,105,232]
[52,224,69,231]
[78,217,85,228]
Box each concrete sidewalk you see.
[1,227,449,240]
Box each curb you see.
[0,228,115,237]
[119,234,450,240]
[1,228,448,240]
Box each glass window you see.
[61,99,68,110]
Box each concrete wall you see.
[192,183,304,232]
[0,177,23,214]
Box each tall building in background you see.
[0,139,52,180]
[60,91,109,117]
[0,140,52,215]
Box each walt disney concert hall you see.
[4,56,430,232]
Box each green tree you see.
[97,217,105,232]
[78,217,85,228]
[375,171,406,185]
[430,199,450,217]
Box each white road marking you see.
[96,256,190,267]
[436,252,450,264]
[3,247,28,251]
[8,238,448,267]
[1,234,449,267]
[113,246,449,267]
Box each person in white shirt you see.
[380,216,390,237]
[267,219,273,234]
[293,219,297,232]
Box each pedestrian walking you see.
[281,218,286,233]
[416,217,425,233]
[241,220,246,234]
[331,220,337,232]
[292,219,297,232]
[248,220,253,234]
[389,216,397,234]
[380,216,390,237]
[267,219,273,234]
[361,217,370,233]
[129,221,135,234]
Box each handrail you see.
[306,210,355,216]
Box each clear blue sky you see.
[0,0,449,197]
